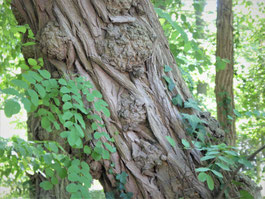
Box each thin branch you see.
[216,144,265,199]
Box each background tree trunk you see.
[11,0,260,198]
[215,0,236,146]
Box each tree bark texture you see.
[11,0,260,198]
[215,0,236,146]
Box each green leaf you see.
[91,122,98,131]
[92,90,102,98]
[216,162,230,171]
[97,99,108,106]
[164,65,172,72]
[21,97,32,112]
[61,86,70,94]
[62,94,72,102]
[70,191,82,199]
[62,111,73,121]
[181,139,190,148]
[11,25,27,33]
[68,172,80,182]
[58,168,67,178]
[181,113,206,131]
[41,117,51,130]
[38,70,51,79]
[166,136,176,147]
[45,168,54,177]
[20,63,29,70]
[163,75,171,83]
[49,142,58,153]
[101,107,110,117]
[168,81,175,91]
[28,71,43,82]
[94,132,103,139]
[94,101,102,112]
[238,158,252,168]
[22,41,36,46]
[102,150,110,160]
[198,172,207,182]
[224,150,238,156]
[27,89,39,106]
[80,186,90,198]
[116,172,128,184]
[106,192,115,199]
[49,79,58,88]
[233,109,241,118]
[51,176,59,185]
[68,131,78,147]
[28,58,37,66]
[11,79,28,89]
[2,88,20,96]
[66,183,79,193]
[120,192,133,199]
[84,146,91,155]
[184,99,201,111]
[4,99,21,118]
[104,143,116,153]
[206,151,220,156]
[184,42,191,52]
[206,175,214,190]
[163,76,175,91]
[64,121,74,128]
[86,93,95,102]
[22,73,36,84]
[58,78,67,85]
[91,151,101,161]
[75,113,86,129]
[211,170,223,178]
[60,131,70,138]
[216,56,227,71]
[218,156,233,165]
[201,155,216,161]
[40,181,53,190]
[54,98,60,106]
[195,167,210,172]
[35,84,46,98]
[155,8,188,42]
[172,95,183,106]
[68,165,79,174]
[239,190,254,199]
[43,153,53,164]
[63,102,73,110]
[74,123,84,138]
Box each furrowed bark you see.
[215,0,236,146]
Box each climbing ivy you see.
[106,171,133,199]
[163,64,253,194]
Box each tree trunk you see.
[215,0,236,146]
[11,0,259,198]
